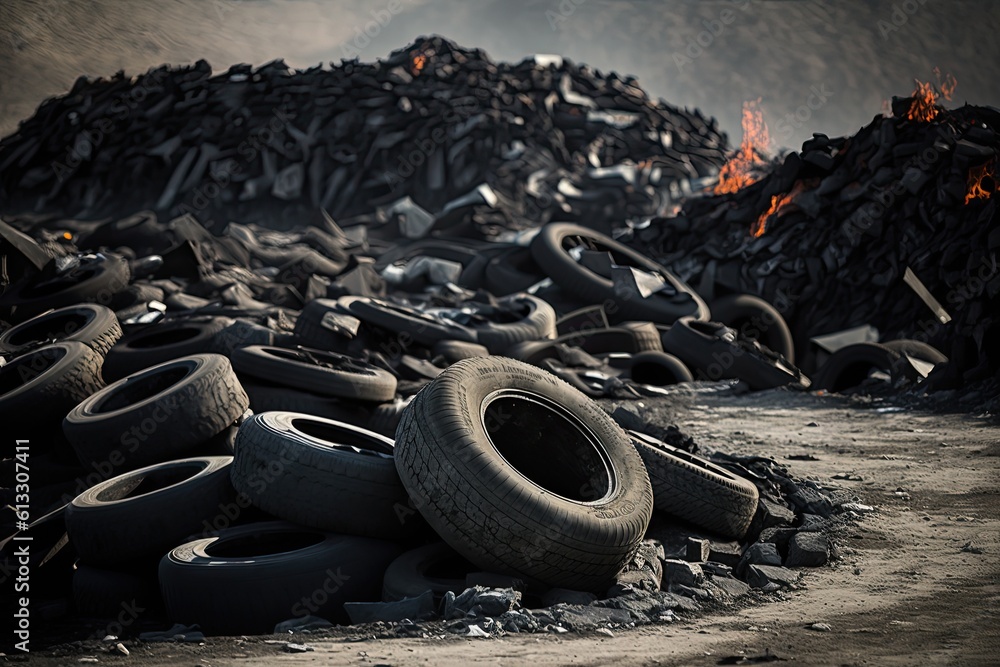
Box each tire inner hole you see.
[97,365,191,412]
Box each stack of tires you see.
[0,220,804,637]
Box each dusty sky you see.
[1,0,997,150]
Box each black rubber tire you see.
[0,253,131,322]
[628,351,694,386]
[65,456,236,566]
[292,298,363,352]
[107,282,166,313]
[483,246,546,296]
[814,343,902,392]
[231,412,416,540]
[382,542,479,602]
[432,340,491,364]
[241,380,367,424]
[662,317,805,390]
[63,354,249,470]
[102,316,233,381]
[629,431,759,539]
[555,326,662,355]
[394,356,654,591]
[473,294,558,354]
[0,304,122,358]
[883,339,948,365]
[73,563,160,618]
[710,294,796,364]
[158,521,402,634]
[348,297,478,346]
[619,321,665,352]
[529,223,708,324]
[231,345,397,402]
[0,341,105,426]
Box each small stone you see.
[708,541,743,567]
[595,627,614,637]
[839,502,874,514]
[78,659,99,664]
[745,565,799,589]
[547,624,568,634]
[809,622,832,632]
[112,643,129,656]
[661,559,704,587]
[788,486,834,517]
[738,542,783,575]
[960,542,984,554]
[283,643,314,653]
[797,514,828,532]
[806,422,819,427]
[786,532,830,567]
[702,561,732,578]
[709,577,751,598]
[686,537,710,563]
[748,499,796,540]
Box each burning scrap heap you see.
[0,36,727,236]
[636,77,998,385]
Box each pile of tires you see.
[0,217,797,637]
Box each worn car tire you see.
[64,354,249,470]
[0,253,131,322]
[102,316,233,381]
[0,341,105,427]
[628,351,694,386]
[159,521,401,634]
[65,456,236,565]
[0,304,122,358]
[394,356,653,591]
[814,343,902,392]
[231,345,397,402]
[529,223,708,324]
[710,293,795,363]
[382,542,479,602]
[231,412,417,539]
[630,431,758,539]
[473,294,557,354]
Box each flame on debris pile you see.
[714,98,770,195]
[412,54,428,75]
[906,70,957,122]
[751,180,813,238]
[964,161,995,205]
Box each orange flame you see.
[412,54,427,75]
[752,192,792,237]
[714,98,770,195]
[906,71,957,122]
[964,161,995,205]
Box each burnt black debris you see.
[0,36,727,238]
[634,99,999,386]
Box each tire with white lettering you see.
[159,521,402,634]
[66,456,236,566]
[394,356,654,591]
[63,354,249,470]
[230,412,417,539]
[629,431,758,539]
[0,304,122,358]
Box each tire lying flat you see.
[0,341,105,428]
[65,456,236,565]
[231,345,397,402]
[159,521,401,634]
[63,353,249,470]
[394,356,653,592]
[0,304,122,358]
[230,412,418,540]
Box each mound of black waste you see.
[632,97,999,386]
[0,36,727,237]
